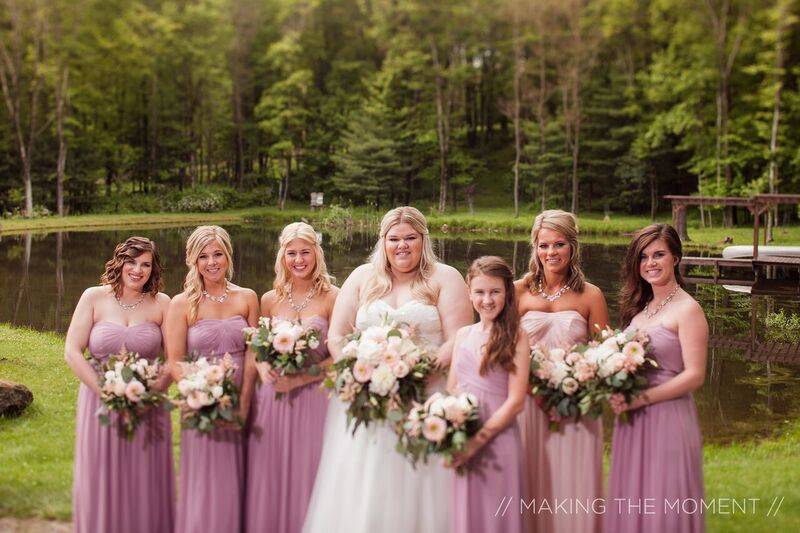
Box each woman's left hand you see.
[273,374,304,394]
[448,438,481,469]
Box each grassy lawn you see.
[1,324,798,529]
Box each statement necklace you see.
[538,281,570,303]
[645,284,680,319]
[288,284,314,313]
[203,282,229,303]
[115,292,145,311]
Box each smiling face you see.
[284,238,316,281]
[536,228,571,280]
[121,252,153,293]
[384,222,423,273]
[196,240,229,285]
[639,238,677,287]
[469,274,506,322]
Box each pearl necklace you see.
[645,285,680,319]
[288,285,314,313]
[538,282,570,302]
[115,292,145,311]
[203,282,229,303]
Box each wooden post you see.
[752,202,760,261]
[672,203,689,241]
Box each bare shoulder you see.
[169,291,189,309]
[325,285,340,302]
[676,292,706,321]
[581,281,605,299]
[432,262,465,284]
[155,292,171,305]
[261,289,277,306]
[348,263,374,282]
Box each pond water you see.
[1,224,799,444]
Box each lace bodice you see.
[355,299,444,350]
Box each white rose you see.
[561,377,580,396]
[211,385,223,399]
[392,360,410,378]
[363,326,388,344]
[598,352,625,378]
[308,337,320,349]
[368,364,397,396]
[443,396,466,425]
[549,347,566,362]
[177,379,193,396]
[548,361,569,386]
[112,380,126,397]
[615,333,629,346]
[357,339,384,365]
[104,370,116,382]
[428,397,446,417]
[342,340,359,358]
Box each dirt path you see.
[0,518,71,533]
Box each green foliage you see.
[764,310,800,343]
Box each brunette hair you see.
[100,236,163,297]
[466,256,519,376]
[619,223,685,326]
[523,209,586,293]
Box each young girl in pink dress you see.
[447,256,529,533]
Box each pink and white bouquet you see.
[529,343,600,430]
[244,316,322,380]
[324,321,432,432]
[96,348,166,440]
[577,327,656,423]
[174,354,240,433]
[396,391,482,468]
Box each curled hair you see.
[523,209,586,293]
[619,223,685,326]
[273,222,334,301]
[361,206,438,306]
[100,236,163,297]
[467,256,519,376]
[184,225,234,324]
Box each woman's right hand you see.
[256,361,278,384]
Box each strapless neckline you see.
[193,315,248,325]
[521,309,587,322]
[370,299,436,312]
[94,321,161,329]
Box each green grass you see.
[2,323,798,527]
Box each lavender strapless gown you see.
[72,321,174,533]
[245,316,330,533]
[606,325,705,533]
[518,310,603,533]
[452,324,523,533]
[176,315,248,533]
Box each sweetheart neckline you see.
[94,321,160,329]
[192,315,248,325]
[367,299,436,312]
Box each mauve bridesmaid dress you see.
[451,324,523,533]
[72,321,175,533]
[606,325,705,533]
[175,315,248,533]
[245,316,330,533]
[518,310,603,533]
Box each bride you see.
[303,206,472,533]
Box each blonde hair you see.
[273,222,334,301]
[184,225,234,324]
[523,209,586,293]
[361,206,438,306]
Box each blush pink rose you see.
[273,331,296,354]
[392,360,410,378]
[422,416,447,443]
[124,379,145,402]
[353,360,373,383]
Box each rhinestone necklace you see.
[645,284,680,319]
[115,292,145,311]
[538,282,570,303]
[203,282,229,303]
[288,284,315,313]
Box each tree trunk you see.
[512,4,523,218]
[767,0,788,242]
[430,38,450,213]
[55,66,69,216]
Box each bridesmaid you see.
[606,223,706,533]
[447,256,528,533]
[65,236,174,533]
[514,210,608,533]
[166,225,259,533]
[244,222,339,533]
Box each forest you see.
[1,0,799,223]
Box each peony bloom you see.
[177,379,193,396]
[356,339,384,365]
[549,348,566,362]
[424,392,444,411]
[273,330,296,354]
[369,364,397,396]
[206,365,224,383]
[548,361,569,387]
[561,377,579,396]
[574,361,597,383]
[428,397,446,418]
[392,360,410,378]
[443,396,467,425]
[566,351,583,365]
[125,379,145,402]
[422,416,447,443]
[353,360,373,383]
[363,326,388,344]
[112,379,127,397]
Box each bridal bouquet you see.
[96,348,166,440]
[244,316,322,380]
[174,354,240,433]
[577,326,656,423]
[396,392,481,468]
[324,321,432,432]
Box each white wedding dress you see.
[302,299,450,533]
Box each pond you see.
[1,224,799,444]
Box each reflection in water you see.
[0,225,798,443]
